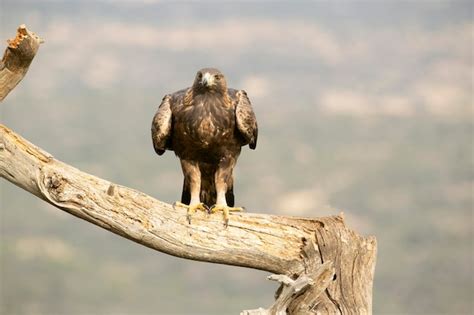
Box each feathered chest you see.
[173,94,236,147]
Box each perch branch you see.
[0,125,377,313]
[0,25,377,314]
[0,124,342,275]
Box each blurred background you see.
[1,1,472,314]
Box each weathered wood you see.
[0,25,377,314]
[0,124,330,275]
[241,272,315,315]
[288,240,339,313]
[0,124,377,313]
[0,24,43,101]
[268,259,334,315]
[268,273,314,315]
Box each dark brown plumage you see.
[151,68,258,223]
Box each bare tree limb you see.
[0,123,377,313]
[0,24,43,101]
[0,123,335,274]
[0,25,377,314]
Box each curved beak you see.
[201,72,215,87]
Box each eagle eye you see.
[197,73,202,79]
[215,75,221,80]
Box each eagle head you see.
[193,68,227,94]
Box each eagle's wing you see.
[235,90,258,149]
[151,94,173,155]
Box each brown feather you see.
[234,89,258,149]
[151,94,173,155]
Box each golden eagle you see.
[151,68,258,225]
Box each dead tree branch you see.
[0,25,377,314]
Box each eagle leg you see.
[209,204,245,227]
[176,160,209,224]
[210,158,244,226]
[173,201,209,224]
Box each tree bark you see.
[0,25,377,314]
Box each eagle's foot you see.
[209,204,244,227]
[173,201,209,224]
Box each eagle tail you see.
[180,176,217,207]
[200,173,216,208]
[199,181,233,207]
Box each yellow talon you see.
[209,204,244,226]
[173,201,209,224]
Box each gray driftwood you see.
[0,25,377,314]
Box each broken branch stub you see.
[0,24,43,101]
